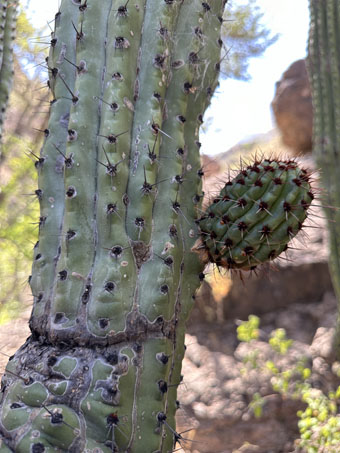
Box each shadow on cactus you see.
[194,156,315,272]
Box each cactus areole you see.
[0,1,313,452]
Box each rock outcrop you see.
[272,59,313,154]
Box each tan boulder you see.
[272,59,313,154]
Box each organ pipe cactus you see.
[0,0,17,144]
[0,1,313,452]
[308,0,340,358]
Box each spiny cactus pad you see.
[197,158,314,271]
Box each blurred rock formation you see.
[272,59,313,154]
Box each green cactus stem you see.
[0,1,225,451]
[196,158,314,271]
[308,0,340,357]
[0,0,17,144]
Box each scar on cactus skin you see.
[193,156,315,272]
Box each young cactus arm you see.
[308,0,340,356]
[195,159,313,270]
[0,0,17,144]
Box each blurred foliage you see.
[237,314,260,342]
[0,7,49,323]
[297,387,340,452]
[0,135,38,323]
[222,0,278,80]
[238,317,340,452]
[248,392,265,418]
[16,2,58,75]
[269,328,293,355]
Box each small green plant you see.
[269,328,293,355]
[237,317,340,451]
[295,386,340,452]
[237,314,260,342]
[249,392,265,419]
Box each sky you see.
[200,0,310,155]
[24,0,310,156]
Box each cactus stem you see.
[0,1,229,450]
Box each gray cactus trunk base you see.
[0,1,225,452]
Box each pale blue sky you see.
[25,0,310,156]
[201,0,310,155]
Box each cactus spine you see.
[308,0,340,357]
[0,0,17,144]
[0,1,225,451]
